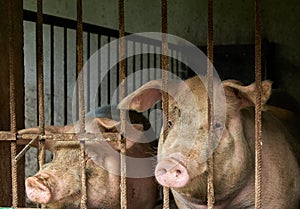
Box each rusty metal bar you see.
[119,0,127,208]
[76,1,87,208]
[37,0,45,135]
[254,0,263,208]
[0,132,120,142]
[8,0,18,207]
[0,132,17,141]
[36,2,46,194]
[207,0,215,208]
[161,0,170,208]
[76,0,85,133]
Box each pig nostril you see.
[155,157,189,188]
[175,169,182,177]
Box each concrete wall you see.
[23,0,300,102]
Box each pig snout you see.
[25,174,52,204]
[155,153,189,188]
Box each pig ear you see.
[91,117,118,130]
[118,79,180,112]
[222,79,272,111]
[118,80,164,112]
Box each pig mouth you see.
[172,190,208,206]
[26,175,52,204]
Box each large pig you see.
[19,106,158,209]
[118,76,300,209]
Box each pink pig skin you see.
[21,108,159,209]
[119,76,300,209]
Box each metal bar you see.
[76,0,87,208]
[0,132,120,142]
[132,41,136,90]
[23,10,181,51]
[107,36,111,104]
[119,0,127,208]
[8,1,18,205]
[37,0,45,135]
[140,43,143,83]
[64,27,68,125]
[0,132,17,141]
[207,0,215,208]
[37,0,46,181]
[50,25,55,125]
[23,10,125,38]
[254,0,263,208]
[87,32,91,112]
[161,0,170,208]
[98,34,102,106]
[19,132,120,142]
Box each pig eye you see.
[214,122,221,129]
[167,120,173,129]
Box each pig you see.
[118,76,300,209]
[19,105,159,209]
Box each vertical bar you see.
[119,0,127,208]
[207,0,215,208]
[97,34,102,106]
[64,27,68,125]
[8,0,18,207]
[161,0,170,208]
[77,0,85,132]
[132,41,136,90]
[254,0,262,208]
[170,50,174,78]
[140,43,143,83]
[87,32,91,112]
[76,0,87,208]
[37,0,46,172]
[50,25,54,125]
[107,36,111,104]
[116,39,120,102]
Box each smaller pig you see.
[20,105,158,209]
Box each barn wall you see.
[23,0,300,103]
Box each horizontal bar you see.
[0,132,16,140]
[23,10,181,51]
[19,132,120,142]
[0,208,39,209]
[23,10,124,38]
[0,132,120,142]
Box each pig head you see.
[119,76,300,209]
[19,107,158,209]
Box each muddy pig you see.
[119,76,300,209]
[19,105,158,209]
